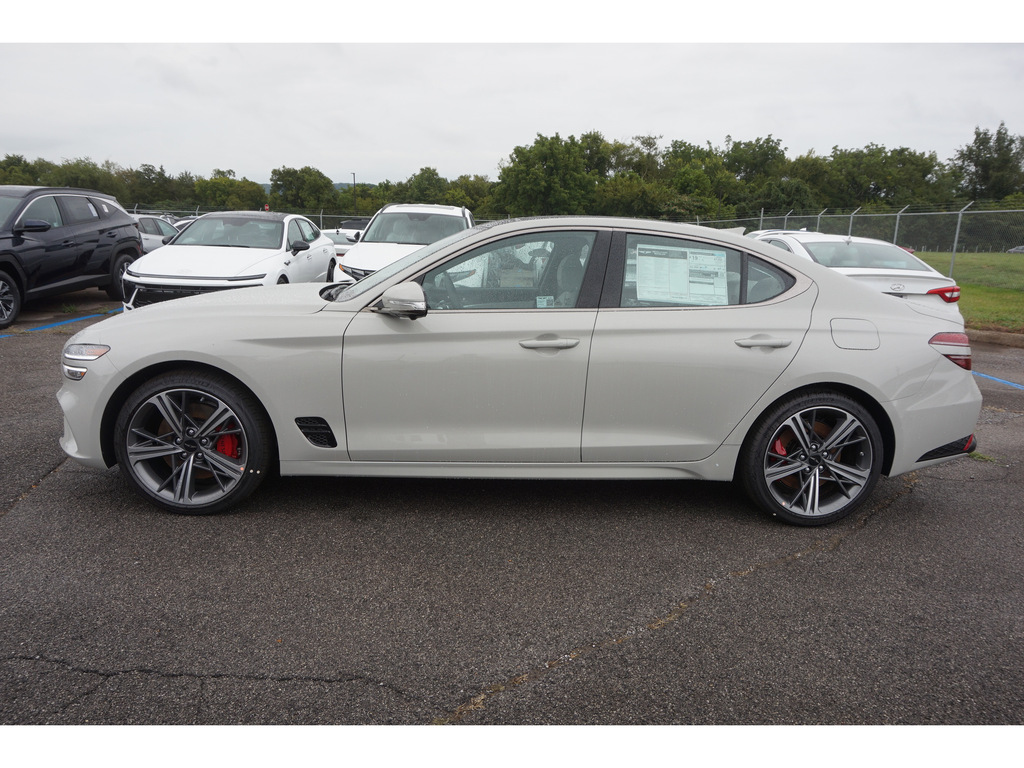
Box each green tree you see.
[493,133,596,215]
[269,166,338,210]
[953,122,1024,200]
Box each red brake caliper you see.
[216,433,240,459]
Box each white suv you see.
[333,203,474,283]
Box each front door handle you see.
[735,336,792,349]
[519,338,580,350]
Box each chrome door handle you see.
[735,337,792,348]
[519,338,580,350]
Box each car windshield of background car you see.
[174,217,284,250]
[0,196,25,227]
[362,212,466,245]
[328,227,481,302]
[801,241,931,271]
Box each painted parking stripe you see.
[973,371,1024,391]
[0,309,121,339]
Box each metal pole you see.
[949,201,974,277]
[817,208,827,231]
[783,209,794,228]
[352,173,357,215]
[759,208,764,230]
[893,205,909,243]
[848,207,861,236]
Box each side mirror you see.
[15,218,52,234]
[349,232,361,242]
[162,235,175,245]
[290,240,310,254]
[378,281,427,319]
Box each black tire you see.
[105,252,135,300]
[113,370,273,515]
[739,391,882,526]
[0,270,20,329]
[327,259,336,282]
[277,275,289,284]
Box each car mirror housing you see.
[15,219,52,234]
[290,240,310,254]
[378,281,428,319]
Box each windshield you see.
[172,216,284,249]
[0,196,23,229]
[325,226,481,302]
[362,211,467,245]
[801,240,930,271]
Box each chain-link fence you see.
[696,207,1024,292]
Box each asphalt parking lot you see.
[1,289,1022,725]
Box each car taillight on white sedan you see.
[927,285,961,303]
[928,332,972,370]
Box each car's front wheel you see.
[739,391,882,526]
[105,252,135,300]
[113,370,273,515]
[327,259,336,282]
[0,270,21,329]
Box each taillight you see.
[929,332,972,370]
[927,285,961,303]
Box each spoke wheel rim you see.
[0,282,13,320]
[125,387,249,507]
[763,405,873,519]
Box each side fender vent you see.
[295,417,338,448]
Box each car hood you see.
[342,242,423,270]
[128,244,283,278]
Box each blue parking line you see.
[0,308,122,339]
[973,371,1024,391]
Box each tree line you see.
[2,123,1022,221]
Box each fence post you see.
[782,209,794,229]
[948,201,974,277]
[817,208,827,231]
[760,208,764,230]
[848,207,861,236]
[893,205,909,243]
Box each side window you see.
[155,219,178,237]
[767,238,794,253]
[623,234,741,307]
[297,219,318,243]
[60,196,100,225]
[420,231,596,310]
[621,234,794,307]
[22,196,64,228]
[747,256,794,303]
[139,218,159,235]
[287,220,303,245]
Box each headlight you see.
[62,344,110,380]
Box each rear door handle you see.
[735,336,792,349]
[520,338,580,350]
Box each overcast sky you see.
[3,5,1022,186]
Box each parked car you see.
[122,211,335,310]
[131,214,180,253]
[0,186,142,328]
[58,216,981,526]
[321,218,371,273]
[748,230,961,319]
[1008,245,1024,254]
[334,204,474,282]
[172,216,198,231]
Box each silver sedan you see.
[57,217,981,526]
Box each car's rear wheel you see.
[105,252,135,300]
[739,391,882,526]
[113,371,272,515]
[327,259,336,282]
[0,270,21,329]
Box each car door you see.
[15,194,82,293]
[56,195,108,282]
[342,229,608,462]
[285,219,319,283]
[582,231,815,462]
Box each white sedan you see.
[122,211,335,309]
[59,216,981,526]
[748,230,962,319]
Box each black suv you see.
[0,186,143,328]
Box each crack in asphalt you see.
[1,653,424,725]
[432,474,919,725]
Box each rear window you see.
[801,240,930,271]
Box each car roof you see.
[197,211,293,222]
[376,203,468,216]
[0,185,116,199]
[754,230,905,247]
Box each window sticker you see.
[635,243,728,305]
[536,296,555,308]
